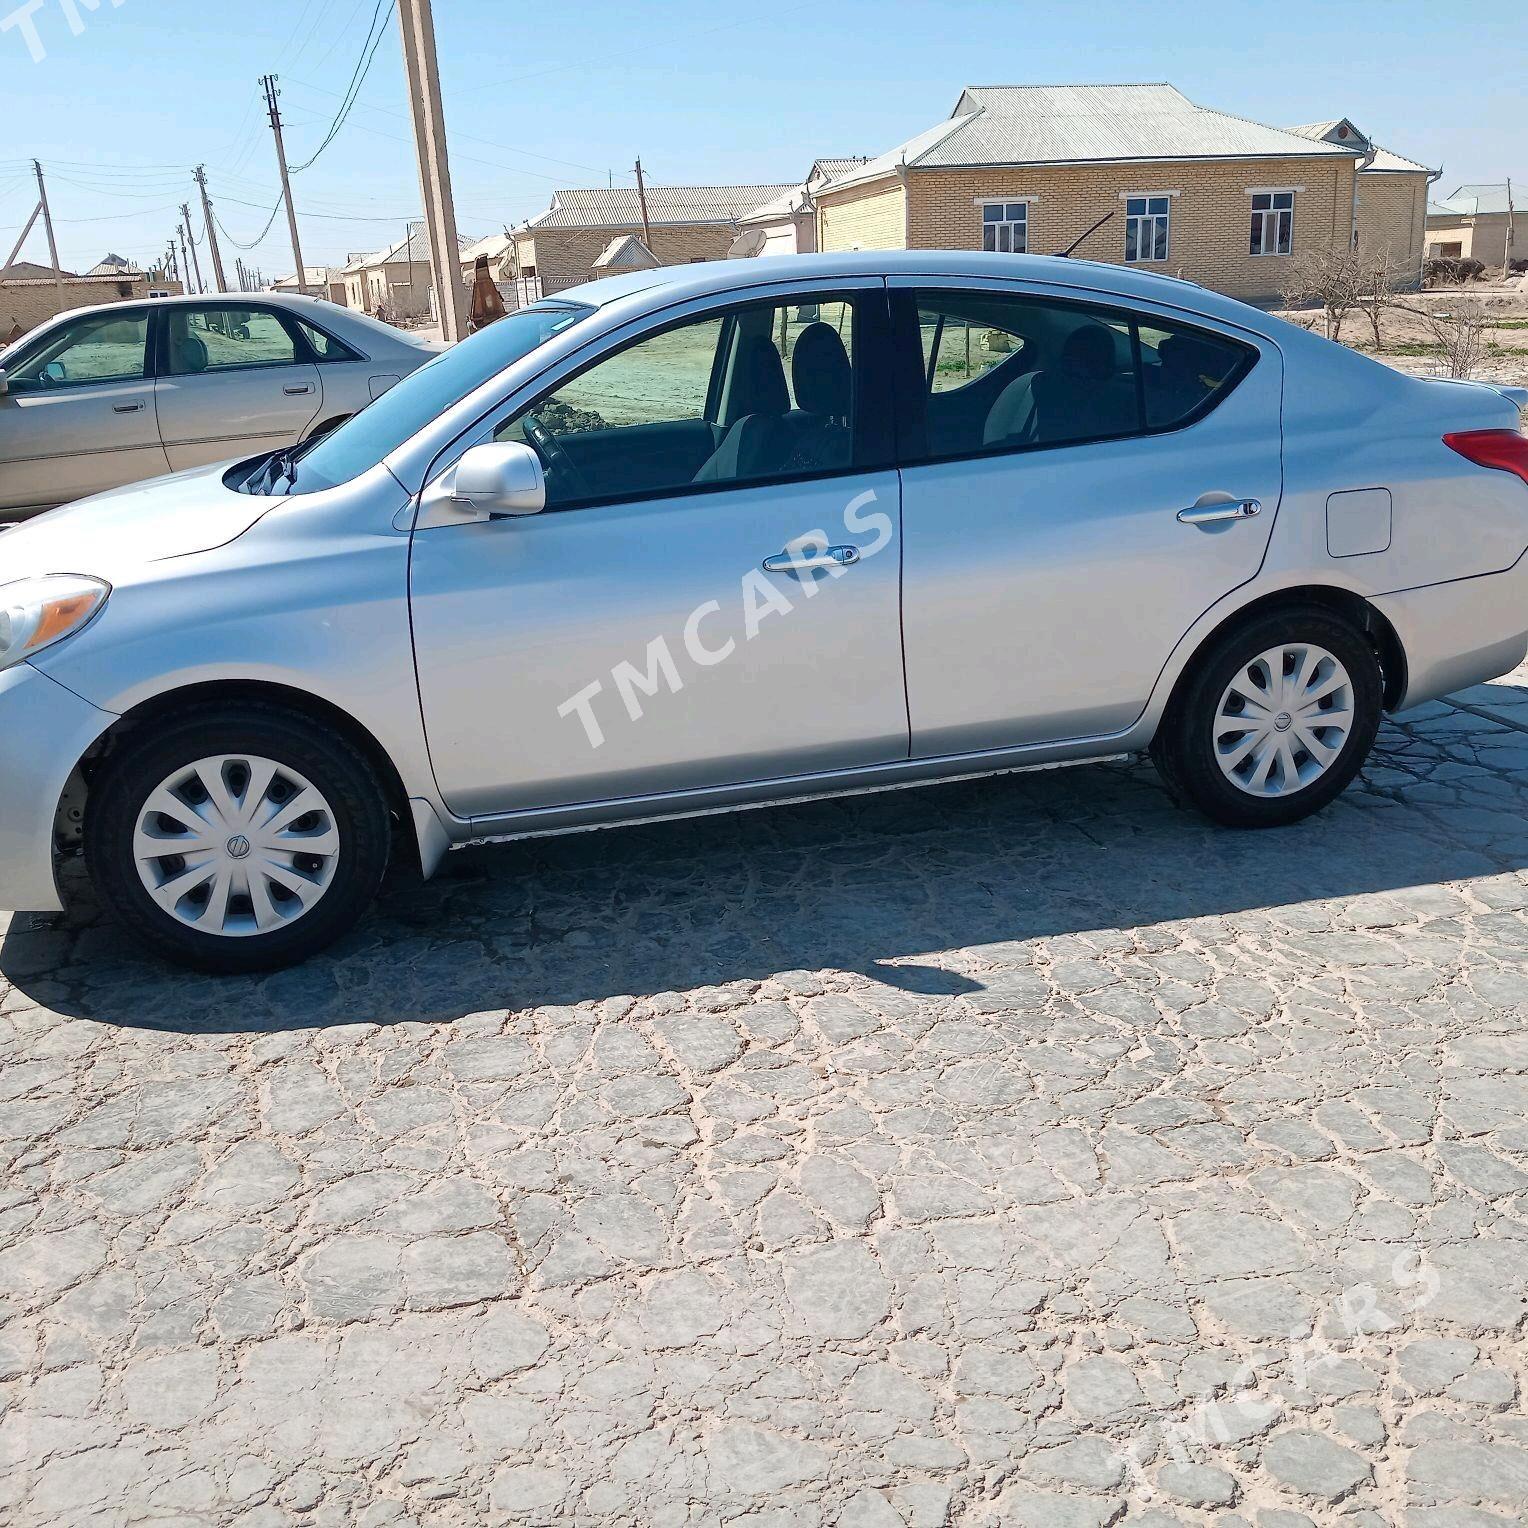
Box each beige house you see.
[272,266,348,305]
[514,184,791,294]
[1285,119,1437,283]
[815,84,1433,302]
[734,159,869,257]
[1425,185,1525,269]
[338,231,463,321]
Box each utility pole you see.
[1507,179,1516,276]
[194,165,229,292]
[633,157,654,253]
[396,0,468,342]
[180,205,205,294]
[177,221,193,296]
[33,161,64,307]
[261,73,310,295]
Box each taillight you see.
[1443,429,1528,486]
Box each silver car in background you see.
[2,251,1527,972]
[0,292,437,520]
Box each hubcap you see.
[1213,643,1355,798]
[132,755,341,938]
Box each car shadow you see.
[3,710,1526,1036]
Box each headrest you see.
[1158,332,1223,381]
[1059,324,1116,380]
[791,321,851,419]
[733,334,790,418]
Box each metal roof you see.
[525,184,792,231]
[1435,184,1520,217]
[592,234,660,271]
[824,83,1359,193]
[1284,120,1434,175]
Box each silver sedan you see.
[3,251,1527,971]
[0,292,436,520]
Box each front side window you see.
[167,307,298,375]
[1125,196,1171,263]
[981,201,1029,254]
[6,309,149,392]
[900,288,1253,465]
[496,294,861,509]
[1250,191,1294,256]
[268,301,592,495]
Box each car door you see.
[890,278,1283,755]
[409,283,908,817]
[153,302,322,471]
[0,306,168,516]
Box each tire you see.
[1150,605,1382,829]
[86,703,391,973]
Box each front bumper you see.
[1374,552,1528,713]
[0,664,116,914]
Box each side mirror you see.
[415,441,545,529]
[455,441,545,517]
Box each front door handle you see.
[113,401,145,414]
[1177,497,1261,525]
[762,544,860,573]
[283,383,315,396]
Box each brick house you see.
[0,263,158,340]
[734,159,870,257]
[1425,185,1525,270]
[513,184,791,294]
[338,231,463,321]
[815,84,1433,302]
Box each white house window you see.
[1250,191,1294,256]
[1124,196,1170,262]
[981,201,1028,254]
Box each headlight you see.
[0,575,110,672]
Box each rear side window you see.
[297,319,362,363]
[167,307,298,375]
[898,289,1253,466]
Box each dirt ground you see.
[1273,278,1528,390]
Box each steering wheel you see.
[521,413,591,501]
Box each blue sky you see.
[1,0,1518,278]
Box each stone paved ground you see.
[3,668,1528,1528]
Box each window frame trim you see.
[886,278,1261,474]
[1248,188,1297,258]
[1121,193,1174,264]
[475,284,898,517]
[977,198,1032,255]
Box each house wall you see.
[1424,213,1524,269]
[816,178,907,253]
[899,155,1356,302]
[0,274,151,339]
[514,224,739,293]
[1356,170,1430,284]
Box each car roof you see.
[554,249,1265,331]
[0,289,430,361]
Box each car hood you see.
[0,464,272,584]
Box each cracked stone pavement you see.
[3,669,1528,1527]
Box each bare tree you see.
[1419,296,1489,378]
[1356,248,1406,351]
[1279,247,1365,342]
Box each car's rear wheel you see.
[86,704,390,973]
[1151,606,1382,828]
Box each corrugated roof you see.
[526,184,792,230]
[0,260,78,281]
[1365,144,1435,174]
[1436,183,1520,216]
[825,83,1360,193]
[1284,120,1434,174]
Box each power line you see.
[288,0,398,174]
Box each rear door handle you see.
[283,383,315,396]
[762,544,860,573]
[1177,497,1261,524]
[113,401,145,414]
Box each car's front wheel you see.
[86,704,391,973]
[1151,606,1383,828]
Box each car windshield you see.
[265,301,594,495]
